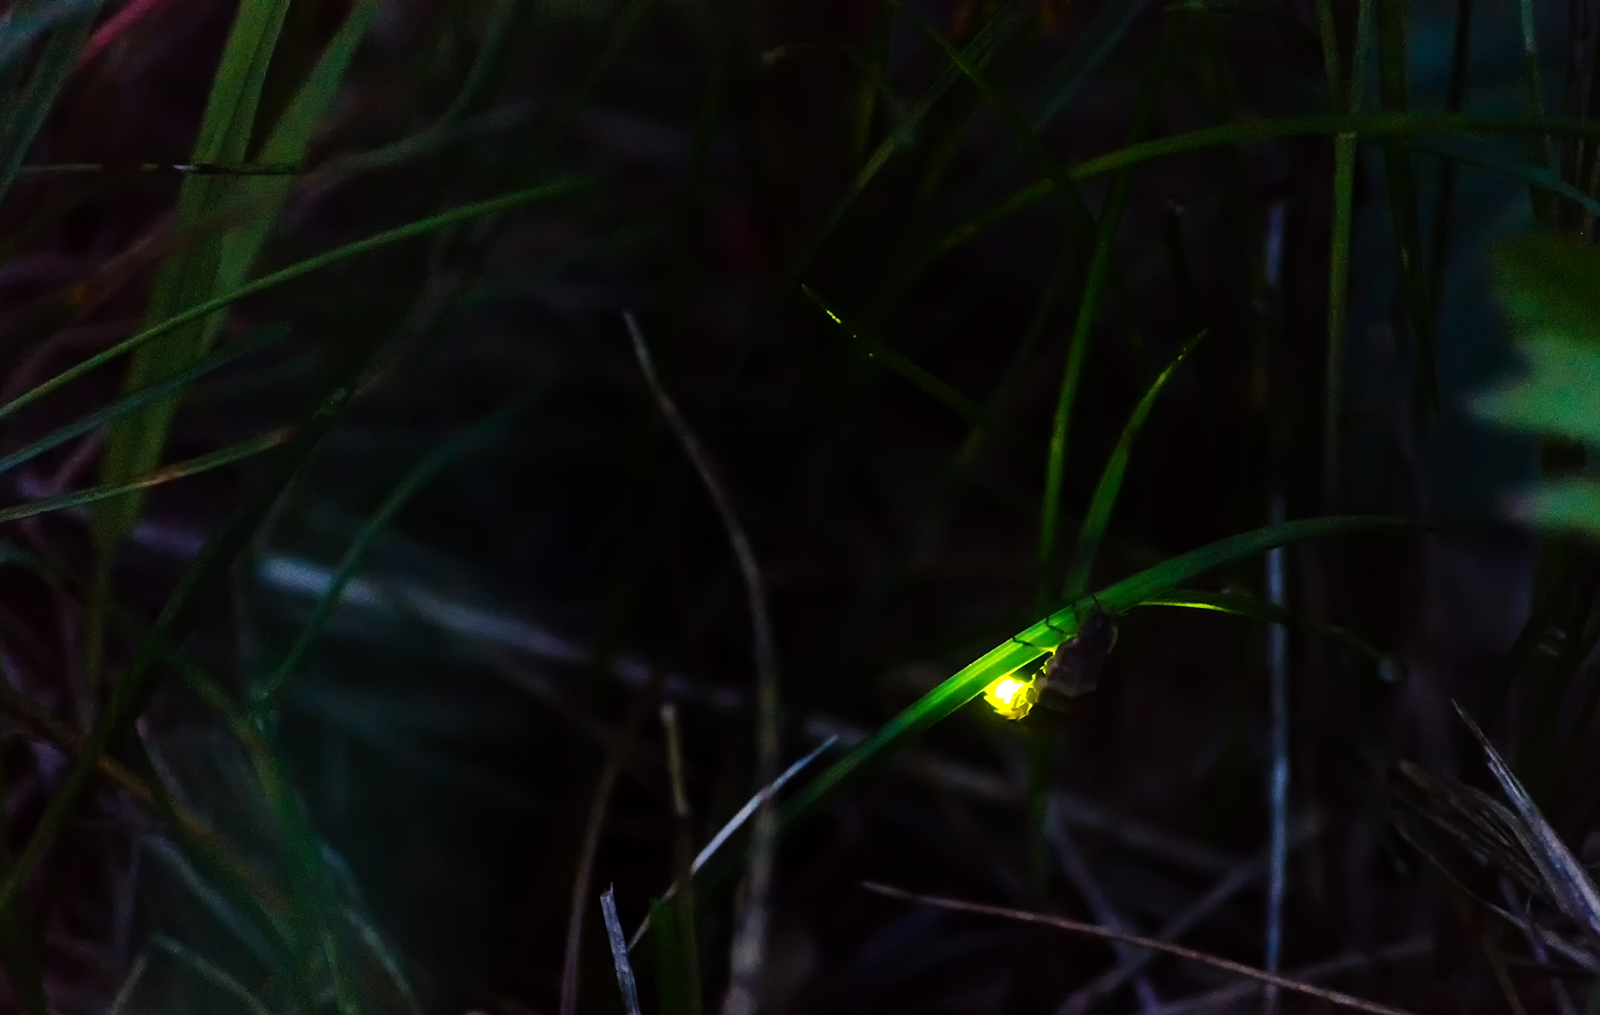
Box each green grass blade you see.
[0,382,361,925]
[802,286,1016,443]
[766,1,1027,303]
[1039,15,1181,602]
[1374,0,1437,412]
[193,0,294,165]
[1028,0,1152,130]
[93,0,343,554]
[0,427,292,527]
[442,0,525,122]
[1413,137,1600,222]
[0,179,586,431]
[649,895,702,1015]
[891,0,1082,220]
[1061,331,1204,600]
[849,0,894,166]
[1312,0,1342,107]
[923,112,1600,268]
[253,391,539,715]
[157,634,360,1012]
[778,515,1418,832]
[885,0,1155,360]
[1137,589,1394,674]
[0,326,284,479]
[1324,0,1371,496]
[216,0,382,304]
[0,1,102,207]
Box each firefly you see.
[1038,608,1117,702]
[983,673,1040,720]
[986,603,1119,720]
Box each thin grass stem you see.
[863,882,1422,1015]
[624,311,779,1015]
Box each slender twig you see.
[627,737,835,949]
[1146,938,1433,1015]
[624,311,780,1015]
[558,681,656,1015]
[600,887,643,1015]
[862,882,1423,1015]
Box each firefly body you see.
[985,605,1119,721]
[1037,609,1117,707]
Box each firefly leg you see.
[1012,613,1073,651]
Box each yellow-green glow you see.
[983,673,1038,720]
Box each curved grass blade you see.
[778,516,1418,833]
[1062,331,1203,600]
[1028,0,1153,130]
[848,0,894,165]
[95,0,294,550]
[253,390,540,715]
[1137,588,1395,676]
[801,285,1015,443]
[885,0,1163,367]
[951,0,1154,226]
[0,427,292,526]
[764,0,1027,305]
[0,179,586,432]
[214,0,383,324]
[1411,138,1600,224]
[890,0,1082,222]
[443,0,526,122]
[926,112,1600,267]
[0,325,286,480]
[0,374,362,926]
[1039,14,1181,603]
